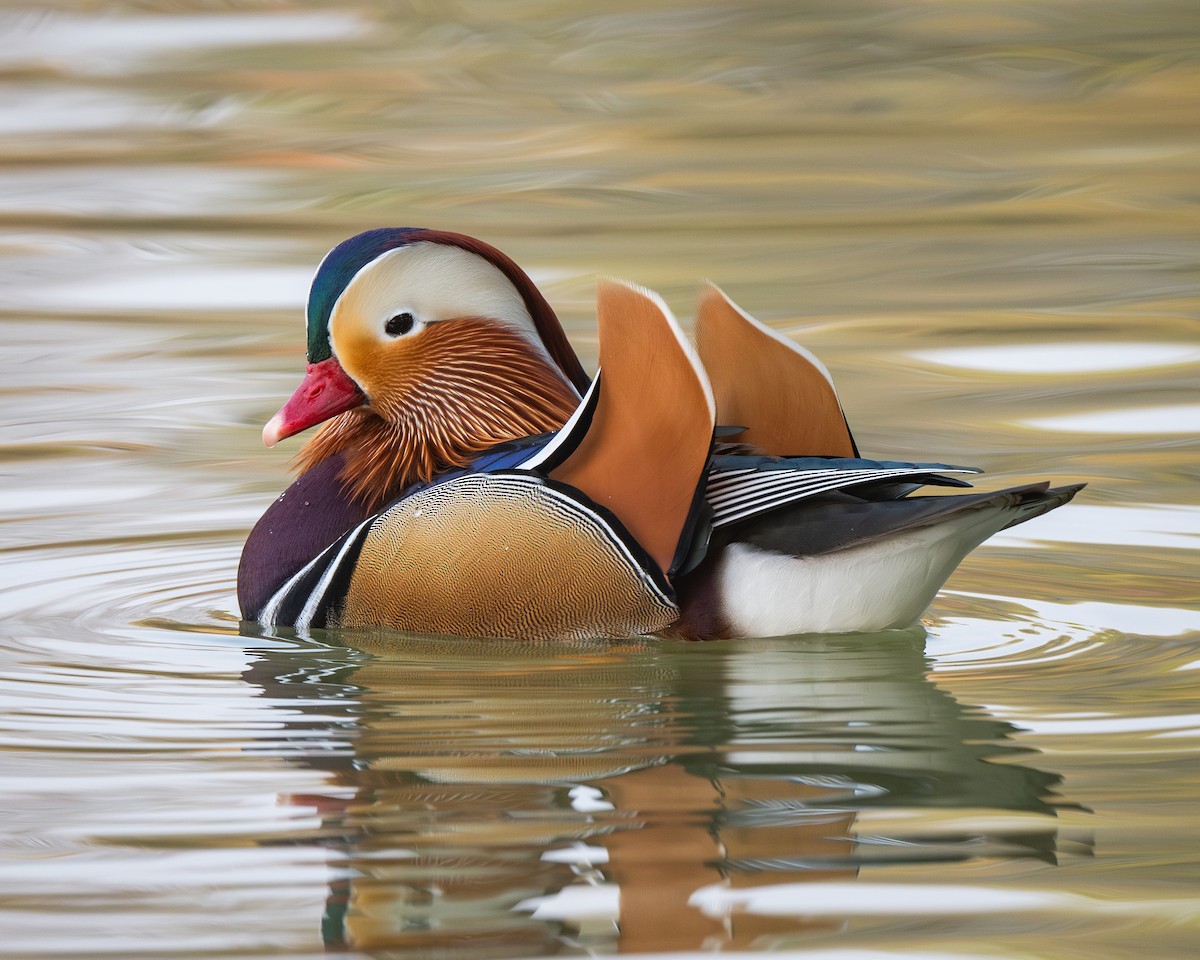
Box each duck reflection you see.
[242,630,1061,956]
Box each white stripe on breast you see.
[294,516,378,633]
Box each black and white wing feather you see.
[705,455,980,529]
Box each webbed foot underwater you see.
[238,228,1083,640]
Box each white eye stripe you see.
[335,242,552,350]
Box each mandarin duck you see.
[238,228,1082,640]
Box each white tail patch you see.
[715,505,1022,636]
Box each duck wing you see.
[725,481,1085,558]
[706,454,981,529]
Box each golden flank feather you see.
[297,318,579,509]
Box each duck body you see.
[243,432,677,639]
[238,228,1082,640]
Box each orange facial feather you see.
[295,318,580,509]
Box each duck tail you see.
[999,481,1087,530]
[677,481,1085,639]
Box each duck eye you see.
[385,312,416,337]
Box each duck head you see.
[264,229,590,508]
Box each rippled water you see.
[1,2,1197,958]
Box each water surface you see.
[1,2,1197,958]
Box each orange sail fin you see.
[552,280,715,576]
[695,283,857,457]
